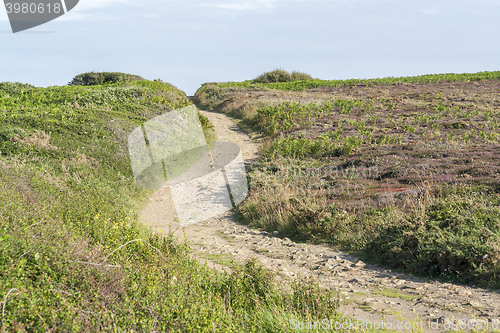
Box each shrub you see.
[366,188,500,285]
[68,72,144,86]
[254,69,312,83]
[291,71,313,81]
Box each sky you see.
[1,0,499,95]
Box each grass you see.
[373,288,416,302]
[198,70,500,92]
[356,302,373,312]
[200,253,234,267]
[0,76,348,332]
[193,70,500,289]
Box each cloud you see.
[74,0,132,11]
[420,7,439,15]
[64,0,133,20]
[201,0,381,11]
[0,8,7,22]
[203,0,278,10]
[0,0,134,23]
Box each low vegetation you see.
[203,70,500,92]
[254,69,313,83]
[68,71,144,86]
[194,71,500,288]
[0,77,342,331]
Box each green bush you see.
[68,72,144,86]
[254,69,312,83]
[366,188,500,285]
[291,71,313,81]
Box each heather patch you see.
[195,72,500,287]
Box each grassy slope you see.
[0,79,340,332]
[205,70,500,91]
[194,71,500,288]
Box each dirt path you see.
[139,109,500,332]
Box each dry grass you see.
[18,130,58,150]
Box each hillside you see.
[0,73,339,332]
[193,71,500,288]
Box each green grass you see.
[200,253,234,267]
[198,70,500,92]
[356,302,373,312]
[0,76,347,332]
[68,71,144,86]
[373,288,416,302]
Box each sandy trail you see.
[139,109,500,332]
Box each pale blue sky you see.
[1,0,499,95]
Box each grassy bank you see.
[194,71,500,288]
[0,74,341,332]
[199,70,500,92]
